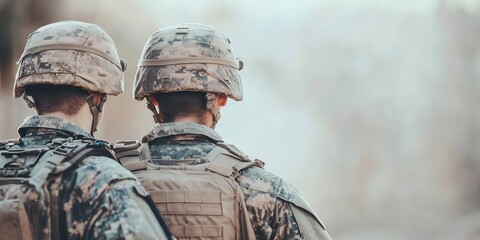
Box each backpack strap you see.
[29,139,115,190]
[0,138,115,240]
[0,147,45,177]
[113,140,149,171]
[52,139,116,174]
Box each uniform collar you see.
[17,115,92,138]
[142,122,223,143]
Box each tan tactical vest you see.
[0,138,115,240]
[114,141,264,240]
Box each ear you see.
[147,95,158,107]
[216,94,228,107]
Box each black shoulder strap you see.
[28,139,115,190]
[52,139,116,174]
[0,146,46,177]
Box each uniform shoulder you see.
[237,166,307,202]
[74,155,137,183]
[237,166,286,196]
[237,165,326,229]
[63,156,139,205]
[221,143,305,203]
[222,143,319,216]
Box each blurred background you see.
[1,0,480,239]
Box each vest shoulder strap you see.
[113,140,265,175]
[204,144,265,178]
[113,140,149,171]
[29,139,115,189]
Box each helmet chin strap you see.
[205,92,220,129]
[23,94,36,108]
[85,92,107,137]
[146,98,164,123]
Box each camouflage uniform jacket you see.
[143,122,332,240]
[9,116,167,240]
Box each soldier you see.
[0,21,172,240]
[115,23,331,239]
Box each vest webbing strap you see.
[205,146,264,178]
[169,225,222,238]
[29,141,114,190]
[205,146,233,177]
[29,142,88,190]
[115,142,149,172]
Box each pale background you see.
[1,0,480,239]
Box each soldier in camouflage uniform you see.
[1,21,171,239]
[130,23,332,239]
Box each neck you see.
[174,113,214,128]
[41,104,93,134]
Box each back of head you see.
[14,20,126,99]
[25,84,88,115]
[153,91,209,123]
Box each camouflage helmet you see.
[14,20,127,98]
[133,23,243,101]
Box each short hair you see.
[153,91,209,123]
[25,84,88,115]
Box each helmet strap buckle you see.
[147,100,163,123]
[85,92,106,136]
[205,92,220,129]
[23,94,36,108]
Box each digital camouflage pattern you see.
[14,20,126,98]
[18,115,91,140]
[143,122,332,240]
[5,116,167,239]
[142,122,223,143]
[134,23,243,101]
[144,122,219,163]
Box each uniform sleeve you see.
[62,156,169,240]
[269,198,331,240]
[88,179,169,240]
[274,179,332,240]
[288,203,331,240]
[238,167,331,240]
